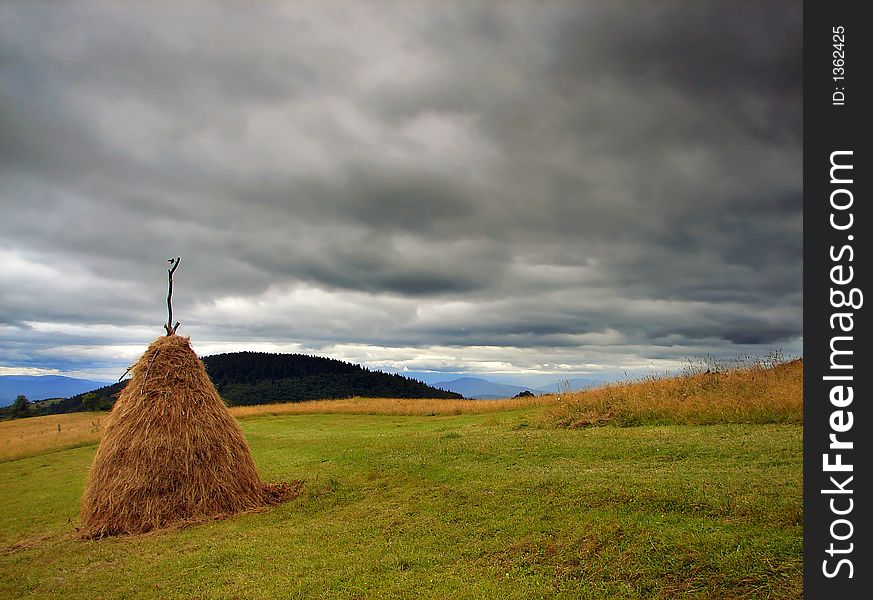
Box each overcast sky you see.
[0,1,801,385]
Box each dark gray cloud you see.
[0,1,801,382]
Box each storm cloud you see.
[0,1,802,382]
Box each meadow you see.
[0,362,802,598]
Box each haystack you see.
[78,334,289,538]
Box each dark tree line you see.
[203,352,462,404]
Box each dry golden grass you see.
[0,396,553,462]
[0,411,105,462]
[546,358,803,428]
[229,394,553,419]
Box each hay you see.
[78,334,294,538]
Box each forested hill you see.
[31,351,461,415]
[201,351,462,405]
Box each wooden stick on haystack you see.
[164,256,181,336]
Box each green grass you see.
[0,409,802,599]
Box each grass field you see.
[0,364,802,598]
[0,359,801,464]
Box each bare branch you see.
[165,257,181,335]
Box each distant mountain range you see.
[428,376,602,399]
[434,377,533,400]
[0,375,111,406]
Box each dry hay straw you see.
[78,334,297,538]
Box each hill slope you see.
[547,358,802,427]
[202,352,462,405]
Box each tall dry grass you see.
[0,412,105,462]
[546,358,803,428]
[229,394,552,419]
